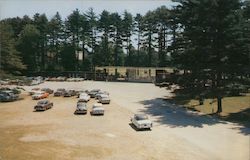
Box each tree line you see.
[0,6,177,74]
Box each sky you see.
[0,0,177,20]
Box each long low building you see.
[95,66,178,83]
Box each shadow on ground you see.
[138,98,250,135]
[129,123,152,132]
[222,108,250,135]
[138,98,224,128]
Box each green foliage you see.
[170,0,250,113]
[1,3,249,88]
[60,45,76,71]
[0,23,26,75]
[17,24,40,71]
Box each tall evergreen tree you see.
[47,12,63,70]
[173,0,248,113]
[33,13,48,71]
[122,11,133,66]
[17,24,40,72]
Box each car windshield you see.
[77,104,87,109]
[38,100,48,104]
[135,114,148,120]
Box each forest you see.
[0,0,249,74]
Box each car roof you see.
[0,90,13,93]
[80,93,88,96]
[38,100,49,103]
[100,94,109,97]
[93,103,103,107]
[34,91,45,94]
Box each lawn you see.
[173,93,250,126]
[184,94,250,115]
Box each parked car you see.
[66,78,74,82]
[54,88,66,96]
[32,91,49,100]
[41,88,54,94]
[28,88,40,95]
[130,114,153,130]
[95,91,109,99]
[0,87,21,95]
[99,95,111,104]
[74,78,84,81]
[89,89,101,98]
[0,90,19,102]
[96,92,109,100]
[78,93,90,102]
[74,102,87,114]
[34,100,53,111]
[64,89,76,97]
[0,80,9,85]
[76,90,88,98]
[91,103,104,115]
[56,76,67,81]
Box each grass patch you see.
[185,94,250,116]
[171,93,250,127]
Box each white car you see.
[78,93,90,102]
[99,95,110,104]
[89,89,100,98]
[74,102,87,114]
[95,91,109,99]
[131,114,153,130]
[91,103,104,115]
[96,93,108,100]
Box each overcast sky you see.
[0,0,177,20]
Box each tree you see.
[110,12,123,67]
[242,1,250,73]
[33,13,48,71]
[17,24,40,72]
[66,9,82,70]
[134,14,143,65]
[60,44,76,71]
[142,11,157,67]
[85,8,97,55]
[0,23,26,75]
[85,8,98,71]
[173,0,248,113]
[98,10,112,65]
[47,12,64,70]
[154,6,170,67]
[122,11,133,66]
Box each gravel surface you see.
[0,81,249,160]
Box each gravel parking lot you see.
[0,81,249,160]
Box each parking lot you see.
[0,81,249,160]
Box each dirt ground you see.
[0,81,249,160]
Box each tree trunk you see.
[217,96,222,113]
